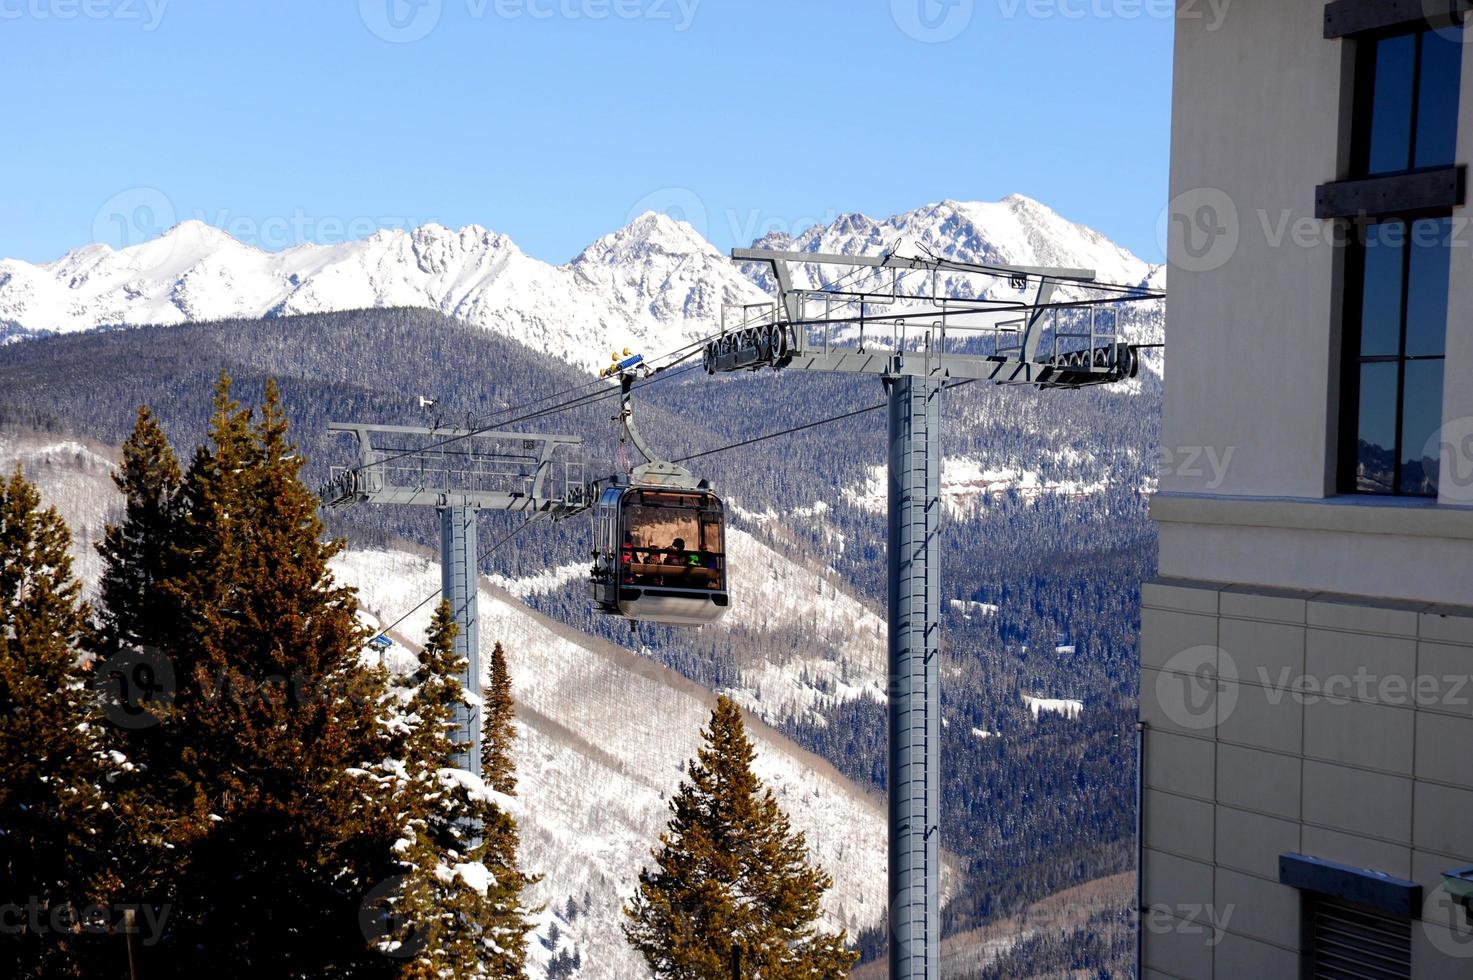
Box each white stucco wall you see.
[1159,0,1473,601]
[1162,0,1345,499]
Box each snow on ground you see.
[949,599,999,619]
[714,528,888,724]
[481,522,892,730]
[727,499,831,525]
[480,525,890,728]
[484,561,587,598]
[16,435,942,976]
[338,547,911,979]
[843,455,1110,516]
[728,498,847,554]
[0,433,121,596]
[1020,694,1084,721]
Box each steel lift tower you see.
[706,248,1158,979]
[321,423,587,774]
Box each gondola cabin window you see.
[620,490,725,591]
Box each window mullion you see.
[1393,221,1414,494]
[1407,32,1424,169]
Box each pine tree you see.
[482,641,517,796]
[90,406,190,902]
[147,375,401,978]
[625,696,859,979]
[384,604,535,978]
[0,468,119,975]
[95,405,182,658]
[479,637,536,969]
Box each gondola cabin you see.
[591,479,729,626]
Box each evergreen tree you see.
[482,641,517,796]
[480,637,536,969]
[147,375,400,978]
[384,604,534,978]
[90,406,190,903]
[625,696,858,979]
[0,468,117,975]
[94,405,182,657]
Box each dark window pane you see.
[1406,217,1452,356]
[1400,359,1444,496]
[1368,34,1416,174]
[1359,222,1406,357]
[1357,361,1400,493]
[1415,28,1464,169]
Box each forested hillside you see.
[0,304,1159,951]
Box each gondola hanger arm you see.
[618,373,663,466]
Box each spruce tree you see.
[0,468,118,975]
[384,604,534,978]
[150,375,400,978]
[625,695,858,979]
[95,405,182,658]
[91,406,190,904]
[479,637,536,970]
[482,641,517,796]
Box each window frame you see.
[1338,215,1452,497]
[1349,23,1465,179]
[1336,21,1462,498]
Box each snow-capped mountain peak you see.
[580,210,718,261]
[0,197,1160,369]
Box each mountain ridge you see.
[0,196,1161,372]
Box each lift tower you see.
[322,423,587,775]
[706,248,1158,978]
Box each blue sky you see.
[0,0,1173,265]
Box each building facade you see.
[1141,1,1473,976]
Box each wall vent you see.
[1310,897,1413,980]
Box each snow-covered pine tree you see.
[149,375,401,977]
[478,637,538,968]
[624,695,859,979]
[0,468,120,975]
[385,603,534,978]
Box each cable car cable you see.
[669,379,975,466]
[462,331,718,431]
[367,513,545,643]
[582,378,981,481]
[371,374,989,633]
[349,362,701,476]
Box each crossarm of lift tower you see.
[709,247,1164,388]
